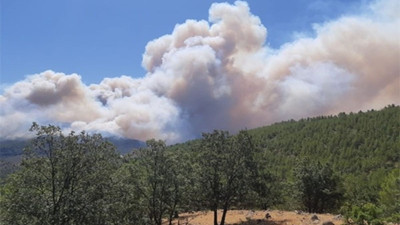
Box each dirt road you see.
[165,210,343,225]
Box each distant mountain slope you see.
[0,139,29,158]
[0,136,145,161]
[105,137,146,154]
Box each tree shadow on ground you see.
[228,219,289,225]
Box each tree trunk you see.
[156,213,162,225]
[213,208,218,225]
[168,207,176,225]
[169,212,173,225]
[220,204,229,225]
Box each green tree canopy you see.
[0,123,121,225]
[379,168,400,222]
[197,130,261,225]
[294,159,343,213]
[124,139,181,225]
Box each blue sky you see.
[1,0,369,85]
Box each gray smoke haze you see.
[1,0,399,142]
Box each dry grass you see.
[164,210,343,225]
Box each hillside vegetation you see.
[0,105,398,225]
[248,104,399,208]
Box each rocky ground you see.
[164,210,343,225]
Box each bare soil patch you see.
[164,210,343,225]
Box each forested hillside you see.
[168,104,399,220]
[248,104,399,207]
[1,105,398,225]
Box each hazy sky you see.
[1,0,399,142]
[2,0,369,85]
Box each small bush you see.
[341,203,384,225]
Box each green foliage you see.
[341,203,384,225]
[379,168,400,222]
[123,139,183,225]
[0,123,121,225]
[197,130,264,225]
[0,160,18,185]
[249,105,399,208]
[238,132,282,210]
[294,160,343,213]
[103,162,148,225]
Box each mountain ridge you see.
[0,136,145,160]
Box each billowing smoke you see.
[1,0,399,142]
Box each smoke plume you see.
[1,0,399,142]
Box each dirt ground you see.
[164,210,343,225]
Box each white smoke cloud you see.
[1,0,399,142]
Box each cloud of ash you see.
[1,0,399,142]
